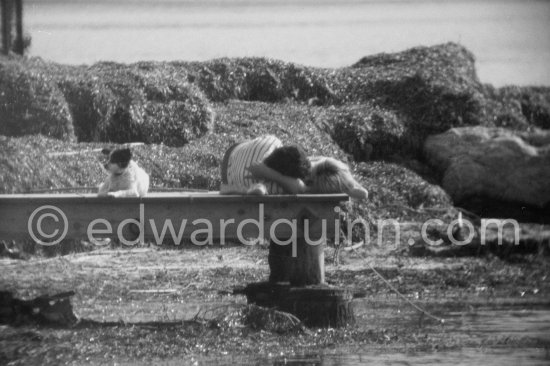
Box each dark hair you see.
[109,148,132,168]
[263,145,311,179]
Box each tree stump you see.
[0,291,78,326]
[237,282,355,328]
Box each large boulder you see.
[0,57,75,141]
[424,126,550,208]
[0,57,215,146]
[325,43,549,160]
[322,43,497,160]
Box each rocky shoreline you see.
[1,43,550,364]
[1,42,549,252]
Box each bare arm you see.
[98,181,109,196]
[247,162,307,194]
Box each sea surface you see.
[24,0,550,87]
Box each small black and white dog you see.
[98,148,150,197]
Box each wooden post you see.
[268,207,327,286]
[1,0,13,55]
[238,201,356,328]
[13,0,22,55]
[269,237,325,286]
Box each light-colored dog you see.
[98,148,149,197]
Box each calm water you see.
[25,0,550,87]
[85,300,550,365]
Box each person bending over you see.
[220,135,368,200]
[220,135,307,195]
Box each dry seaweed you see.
[0,99,453,224]
[0,58,74,141]
[0,56,215,146]
[2,42,549,155]
[316,103,406,160]
[0,42,548,244]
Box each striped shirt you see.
[225,135,286,194]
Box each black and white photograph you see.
[0,0,549,364]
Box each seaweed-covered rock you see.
[357,161,452,212]
[324,43,487,159]
[2,43,550,227]
[0,57,75,141]
[424,126,550,208]
[344,44,549,139]
[346,43,485,121]
[245,65,284,102]
[0,57,215,146]
[60,61,214,146]
[3,43,550,157]
[0,101,452,226]
[490,86,550,130]
[316,104,406,161]
[182,58,336,104]
[324,43,548,160]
